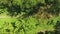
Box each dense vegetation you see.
[0,0,60,34]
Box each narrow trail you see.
[0,16,11,18]
[0,15,20,18]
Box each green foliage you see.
[0,0,45,16]
[0,0,60,34]
[0,16,60,34]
